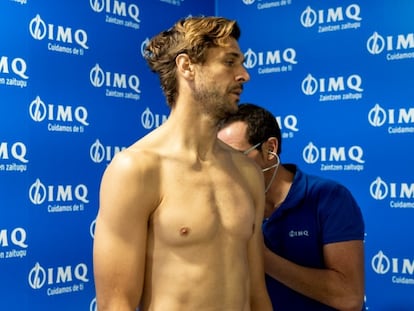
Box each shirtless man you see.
[93,17,272,311]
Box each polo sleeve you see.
[317,182,365,244]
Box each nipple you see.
[179,227,190,236]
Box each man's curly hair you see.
[144,16,240,108]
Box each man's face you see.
[192,38,250,120]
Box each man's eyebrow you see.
[225,52,246,63]
[225,51,245,61]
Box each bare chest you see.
[152,163,256,246]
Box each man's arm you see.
[246,164,273,311]
[93,150,158,310]
[264,240,364,311]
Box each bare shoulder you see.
[217,140,264,194]
[219,140,262,177]
[99,143,162,218]
[104,144,160,179]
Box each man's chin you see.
[230,100,240,111]
[221,104,238,118]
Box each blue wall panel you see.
[1,0,413,309]
[0,1,213,309]
[217,1,414,310]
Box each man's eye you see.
[225,60,235,66]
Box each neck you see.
[165,106,219,158]
[265,164,294,213]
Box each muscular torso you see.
[140,152,256,311]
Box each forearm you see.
[264,249,363,311]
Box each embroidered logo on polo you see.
[300,4,362,33]
[289,230,309,238]
[29,14,89,55]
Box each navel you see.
[179,227,190,236]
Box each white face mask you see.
[262,151,280,193]
[242,142,262,155]
[242,142,280,193]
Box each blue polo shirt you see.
[262,164,365,311]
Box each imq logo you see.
[370,177,414,201]
[28,262,89,290]
[90,0,140,23]
[0,227,28,249]
[276,115,299,139]
[90,298,97,311]
[90,139,126,164]
[29,96,89,126]
[371,250,414,285]
[276,115,299,132]
[300,4,361,27]
[90,219,96,239]
[0,56,29,79]
[0,142,28,163]
[368,103,414,134]
[29,179,89,205]
[140,38,150,58]
[367,32,414,55]
[90,64,141,94]
[141,107,168,130]
[29,14,89,49]
[244,47,297,74]
[302,73,363,95]
[303,142,364,164]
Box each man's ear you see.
[176,53,194,80]
[263,137,279,160]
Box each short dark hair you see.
[218,103,282,155]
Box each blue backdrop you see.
[0,1,212,310]
[216,1,414,310]
[0,0,413,310]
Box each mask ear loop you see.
[263,151,280,193]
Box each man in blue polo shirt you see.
[218,103,365,311]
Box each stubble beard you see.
[192,80,237,122]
